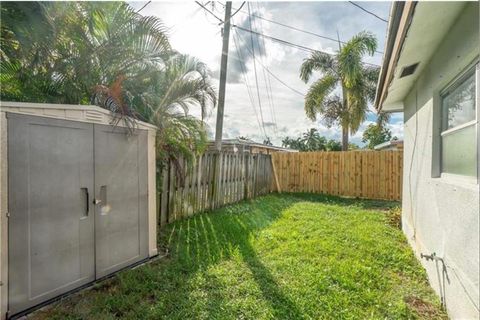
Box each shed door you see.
[7,114,95,315]
[93,124,148,278]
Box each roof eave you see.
[374,2,417,113]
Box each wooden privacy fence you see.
[271,151,403,201]
[157,150,403,226]
[158,152,274,226]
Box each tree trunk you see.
[340,80,349,151]
[342,125,349,151]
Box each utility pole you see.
[214,1,232,151]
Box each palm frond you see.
[300,51,336,83]
[1,1,214,171]
[343,31,377,56]
[91,75,138,134]
[304,74,338,120]
[337,31,377,88]
[346,87,368,133]
[147,54,216,121]
[376,112,391,127]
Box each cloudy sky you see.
[129,1,404,146]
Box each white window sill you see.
[434,173,479,190]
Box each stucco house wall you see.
[401,4,479,319]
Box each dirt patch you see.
[405,296,447,319]
[386,206,402,229]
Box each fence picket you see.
[272,151,402,201]
[158,150,402,226]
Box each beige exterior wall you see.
[147,130,157,257]
[1,112,8,320]
[402,4,479,319]
[0,102,157,319]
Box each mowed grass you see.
[33,194,446,320]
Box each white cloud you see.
[130,1,398,147]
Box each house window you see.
[440,65,477,177]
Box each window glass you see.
[441,125,477,176]
[442,71,476,130]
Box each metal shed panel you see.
[93,124,149,278]
[7,114,95,315]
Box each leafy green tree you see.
[1,2,216,164]
[300,31,378,151]
[282,136,306,151]
[282,128,343,152]
[133,53,216,163]
[301,128,327,151]
[362,124,395,149]
[325,139,342,151]
[1,2,171,104]
[348,143,360,150]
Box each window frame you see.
[439,63,479,181]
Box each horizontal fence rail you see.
[271,151,403,201]
[158,152,274,226]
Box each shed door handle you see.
[81,187,89,217]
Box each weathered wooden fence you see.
[271,151,403,201]
[158,152,274,226]
[158,150,403,226]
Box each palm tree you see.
[1,1,217,164]
[134,53,217,163]
[1,2,171,104]
[299,31,379,150]
[301,128,327,151]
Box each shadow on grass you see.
[34,193,399,319]
[163,194,307,319]
[285,192,400,211]
[157,193,398,319]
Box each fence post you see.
[160,166,169,226]
[167,161,175,222]
[244,153,249,199]
[270,155,281,193]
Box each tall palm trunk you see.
[342,125,349,151]
[340,84,349,151]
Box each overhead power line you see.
[253,2,278,137]
[231,30,266,139]
[234,25,320,53]
[229,5,384,55]
[230,2,246,18]
[247,3,268,139]
[194,1,224,24]
[233,24,380,68]
[136,1,151,13]
[197,2,381,67]
[348,1,388,23]
[233,28,306,97]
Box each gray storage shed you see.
[0,102,157,319]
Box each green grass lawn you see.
[33,193,446,320]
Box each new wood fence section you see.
[271,151,403,201]
[158,152,274,226]
[158,150,403,226]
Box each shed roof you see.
[0,101,157,131]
